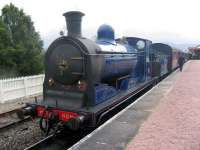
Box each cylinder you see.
[63,11,85,37]
[17,106,35,119]
[66,115,85,130]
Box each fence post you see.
[0,80,3,103]
[23,77,28,98]
[0,81,2,103]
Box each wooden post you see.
[23,77,28,98]
[0,80,3,103]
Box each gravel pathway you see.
[126,60,200,150]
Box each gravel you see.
[0,119,45,150]
[126,60,200,150]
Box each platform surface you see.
[127,60,200,150]
[69,61,188,150]
[0,96,42,114]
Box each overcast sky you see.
[0,0,200,50]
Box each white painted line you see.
[67,66,181,150]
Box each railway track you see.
[24,129,93,150]
[0,108,32,131]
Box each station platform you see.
[69,61,196,150]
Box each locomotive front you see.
[45,12,92,85]
[44,11,137,109]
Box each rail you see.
[0,109,31,131]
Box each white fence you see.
[0,74,44,103]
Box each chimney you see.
[63,11,85,37]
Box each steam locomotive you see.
[18,11,185,135]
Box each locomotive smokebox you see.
[63,11,85,37]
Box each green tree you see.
[0,3,44,76]
[0,17,11,49]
